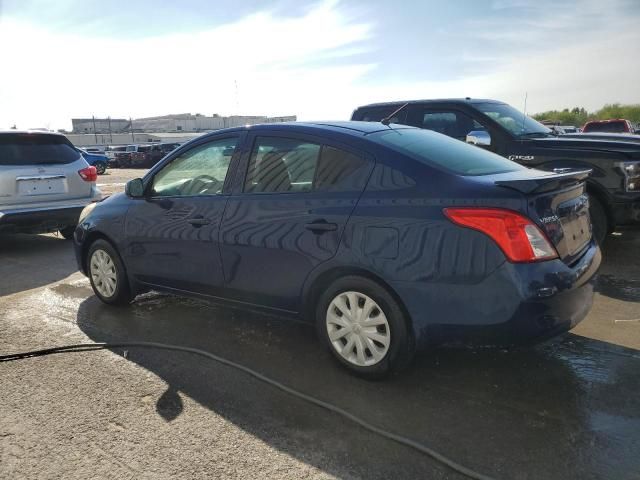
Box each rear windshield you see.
[0,134,81,166]
[370,128,526,176]
[584,121,626,133]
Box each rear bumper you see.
[393,240,601,349]
[0,202,91,234]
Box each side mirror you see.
[466,130,492,147]
[125,178,145,198]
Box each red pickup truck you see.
[582,119,636,134]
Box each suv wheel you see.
[59,226,76,240]
[588,194,608,245]
[87,239,133,305]
[316,276,414,378]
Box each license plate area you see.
[558,195,591,256]
[18,177,67,196]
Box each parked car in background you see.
[77,148,109,174]
[352,98,640,244]
[129,144,164,168]
[582,119,635,134]
[0,131,101,239]
[74,122,600,377]
[554,125,581,134]
[105,145,128,167]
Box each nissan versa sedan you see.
[73,122,601,377]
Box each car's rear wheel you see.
[59,226,76,240]
[588,194,608,245]
[87,239,132,305]
[316,276,414,378]
[94,161,107,175]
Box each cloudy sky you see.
[1,0,638,130]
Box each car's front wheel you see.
[316,276,414,378]
[87,239,132,305]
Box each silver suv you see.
[0,131,102,239]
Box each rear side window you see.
[244,137,370,193]
[370,128,525,176]
[0,134,81,166]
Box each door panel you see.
[123,135,241,295]
[220,133,373,312]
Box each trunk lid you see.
[493,169,592,263]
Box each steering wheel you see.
[181,174,223,195]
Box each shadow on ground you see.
[75,292,640,480]
[0,234,77,297]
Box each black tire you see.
[94,161,107,175]
[59,226,76,240]
[589,194,608,245]
[86,239,133,306]
[315,275,415,379]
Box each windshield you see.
[370,128,526,176]
[473,102,551,137]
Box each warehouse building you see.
[71,113,296,134]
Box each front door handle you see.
[304,220,338,233]
[187,217,210,226]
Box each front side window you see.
[244,137,370,194]
[152,137,238,197]
[419,111,486,140]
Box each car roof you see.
[585,119,627,123]
[0,130,66,137]
[198,121,417,141]
[353,98,504,109]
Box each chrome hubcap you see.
[326,291,390,367]
[90,249,117,298]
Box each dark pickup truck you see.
[352,98,640,244]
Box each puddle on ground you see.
[596,274,640,302]
[49,282,94,299]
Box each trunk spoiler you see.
[495,169,592,194]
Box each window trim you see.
[144,133,243,200]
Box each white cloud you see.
[1,0,638,130]
[0,0,374,130]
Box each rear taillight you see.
[78,166,97,182]
[443,208,558,263]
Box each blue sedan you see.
[73,122,600,377]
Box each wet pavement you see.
[1,176,639,479]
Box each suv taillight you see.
[78,166,97,182]
[444,208,558,263]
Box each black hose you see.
[1,342,496,480]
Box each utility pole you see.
[92,116,98,144]
[108,116,113,143]
[130,117,135,143]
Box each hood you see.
[561,132,640,145]
[530,135,640,158]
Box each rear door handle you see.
[187,217,210,226]
[304,220,337,233]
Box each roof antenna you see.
[381,103,409,126]
[521,92,528,135]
